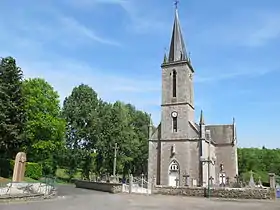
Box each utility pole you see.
[113,143,118,179]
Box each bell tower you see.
[161,4,195,140]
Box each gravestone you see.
[219,173,226,187]
[209,176,214,187]
[175,178,179,187]
[226,176,230,186]
[269,173,276,189]
[248,171,255,187]
[192,179,197,187]
[12,152,27,182]
[257,176,263,187]
[234,174,240,183]
[129,174,133,193]
[233,174,241,188]
[183,174,190,186]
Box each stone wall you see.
[153,185,276,199]
[75,180,123,194]
[0,193,57,202]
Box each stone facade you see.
[148,7,238,188]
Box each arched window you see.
[169,160,179,172]
[172,70,177,97]
[172,116,178,132]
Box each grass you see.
[0,176,39,184]
[55,168,82,180]
[0,168,82,185]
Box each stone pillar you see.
[269,173,276,188]
[268,173,276,199]
[12,152,27,182]
[129,174,133,194]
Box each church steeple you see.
[199,110,205,125]
[163,51,168,64]
[168,2,188,63]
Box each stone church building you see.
[148,6,238,187]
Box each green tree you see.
[22,78,66,175]
[95,101,113,175]
[62,84,100,179]
[125,104,150,175]
[96,101,141,178]
[238,147,280,183]
[0,57,26,158]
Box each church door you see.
[168,160,180,187]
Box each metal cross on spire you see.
[174,0,179,9]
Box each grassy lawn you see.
[0,168,82,185]
[55,168,82,180]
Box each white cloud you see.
[196,10,280,48]
[66,0,167,34]
[0,4,121,49]
[244,13,280,47]
[59,16,121,46]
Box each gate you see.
[122,175,151,194]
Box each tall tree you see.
[62,84,100,179]
[95,101,113,175]
[0,57,26,158]
[22,78,66,175]
[125,104,150,175]
[96,101,140,177]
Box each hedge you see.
[0,159,42,180]
[25,162,43,179]
[0,158,11,178]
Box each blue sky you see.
[0,0,280,148]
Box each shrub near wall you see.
[10,160,43,180]
[25,162,43,179]
[0,158,11,178]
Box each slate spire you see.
[163,52,167,64]
[199,110,205,125]
[168,4,188,63]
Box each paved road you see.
[56,184,105,196]
[0,185,279,210]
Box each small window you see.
[169,160,179,172]
[172,116,178,132]
[172,70,177,97]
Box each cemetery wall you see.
[75,180,123,194]
[153,185,276,199]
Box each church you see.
[147,5,238,187]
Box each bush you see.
[9,160,42,180]
[25,162,43,179]
[0,158,12,178]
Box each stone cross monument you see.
[12,152,27,182]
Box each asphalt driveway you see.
[0,185,279,210]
